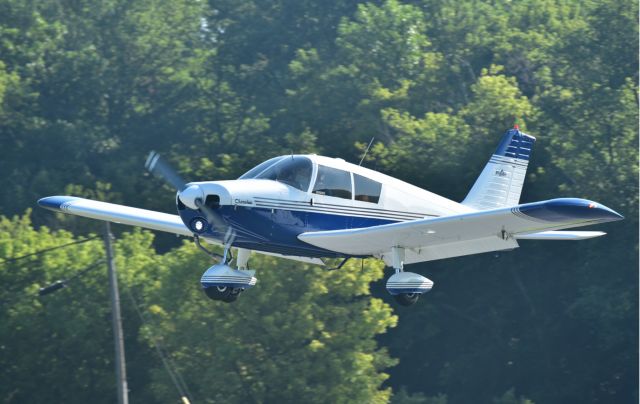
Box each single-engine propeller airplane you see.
[39,126,623,306]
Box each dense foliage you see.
[0,0,637,403]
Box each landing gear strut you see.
[385,247,434,306]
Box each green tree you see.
[0,216,160,403]
[286,0,444,158]
[0,0,637,402]
[142,246,398,403]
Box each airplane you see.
[38,126,623,306]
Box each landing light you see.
[191,218,207,233]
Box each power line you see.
[0,235,101,265]
[4,230,192,402]
[1,259,104,306]
[38,260,105,296]
[122,284,194,404]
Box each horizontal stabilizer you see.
[515,231,606,240]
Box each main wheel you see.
[393,292,420,306]
[203,285,232,301]
[221,288,242,303]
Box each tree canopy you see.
[0,0,637,403]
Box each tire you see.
[221,289,242,303]
[393,293,420,306]
[203,285,232,301]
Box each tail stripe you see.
[489,156,529,168]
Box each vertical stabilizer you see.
[462,127,536,210]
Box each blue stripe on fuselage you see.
[178,205,398,258]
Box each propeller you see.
[144,151,187,191]
[144,151,234,243]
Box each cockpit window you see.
[313,165,352,199]
[354,173,381,203]
[238,156,286,179]
[255,156,313,191]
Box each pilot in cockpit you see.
[276,160,311,191]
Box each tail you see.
[462,126,536,210]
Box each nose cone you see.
[179,184,204,210]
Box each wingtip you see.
[595,202,624,221]
[518,198,625,224]
[37,196,78,211]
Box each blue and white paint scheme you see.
[38,126,623,306]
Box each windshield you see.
[255,156,313,191]
[238,156,286,179]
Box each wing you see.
[39,196,193,236]
[298,198,622,266]
[38,196,325,265]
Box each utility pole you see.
[104,222,129,404]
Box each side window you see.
[354,174,382,203]
[313,165,352,199]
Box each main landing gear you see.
[196,236,256,303]
[385,247,434,306]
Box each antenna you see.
[358,137,375,166]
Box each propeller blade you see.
[144,151,235,243]
[144,151,187,191]
[194,198,230,233]
[222,227,236,247]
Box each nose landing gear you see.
[196,235,256,303]
[200,262,256,302]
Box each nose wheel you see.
[197,235,256,303]
[204,285,242,303]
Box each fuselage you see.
[177,154,473,258]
